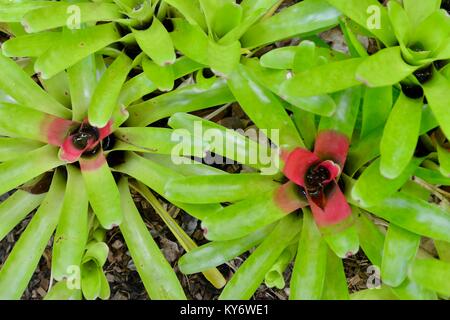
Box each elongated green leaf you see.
[409,259,450,296]
[0,53,70,118]
[347,127,383,176]
[126,78,234,126]
[219,215,301,300]
[163,0,206,29]
[241,0,340,48]
[403,0,440,26]
[114,127,205,157]
[179,224,273,274]
[2,32,58,57]
[228,64,303,151]
[356,47,418,87]
[0,145,63,196]
[381,224,420,286]
[265,243,297,289]
[35,23,121,79]
[352,157,422,207]
[88,52,131,127]
[0,170,65,299]
[165,174,278,204]
[437,144,450,177]
[45,281,82,300]
[392,278,437,300]
[52,166,88,281]
[0,1,52,22]
[23,2,122,33]
[0,102,72,144]
[0,190,44,241]
[380,93,422,179]
[414,167,450,185]
[80,153,122,229]
[362,192,450,243]
[290,209,327,300]
[280,58,363,97]
[322,249,349,300]
[353,207,384,266]
[133,17,175,66]
[118,178,186,299]
[319,87,361,139]
[360,86,392,139]
[350,286,398,300]
[142,57,174,92]
[68,55,97,122]
[201,183,306,241]
[240,0,279,19]
[170,18,209,64]
[168,112,275,172]
[422,69,450,139]
[325,0,396,46]
[0,138,44,162]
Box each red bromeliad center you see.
[46,117,113,165]
[282,130,352,228]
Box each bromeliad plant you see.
[0,48,230,299]
[279,0,450,180]
[165,49,450,299]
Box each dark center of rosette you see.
[304,164,331,198]
[71,123,100,150]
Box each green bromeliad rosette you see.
[167,52,450,299]
[0,46,230,299]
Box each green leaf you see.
[22,2,122,33]
[52,166,88,281]
[422,69,450,139]
[352,157,422,207]
[68,55,97,122]
[88,52,131,128]
[325,0,396,46]
[39,71,71,108]
[0,190,44,241]
[133,17,175,66]
[0,145,64,196]
[413,10,450,53]
[292,109,316,150]
[409,259,450,296]
[0,170,65,299]
[244,58,337,117]
[280,58,363,97]
[179,224,273,274]
[353,207,384,266]
[240,0,279,19]
[381,224,420,286]
[290,209,327,300]
[350,286,398,300]
[392,278,437,300]
[45,281,82,300]
[118,178,186,299]
[361,192,450,243]
[35,23,121,79]
[201,185,301,241]
[0,53,70,118]
[170,18,209,64]
[2,31,58,57]
[387,0,412,47]
[207,39,241,76]
[0,1,52,22]
[80,261,101,300]
[80,153,122,229]
[414,167,450,185]
[319,87,362,139]
[113,126,206,157]
[165,174,278,204]
[163,0,206,29]
[241,0,340,48]
[219,215,301,300]
[323,225,359,259]
[380,93,422,179]
[0,137,43,162]
[210,1,242,38]
[264,244,297,289]
[361,86,393,139]
[228,64,304,151]
[142,57,174,92]
[403,0,440,26]
[356,47,418,87]
[126,78,234,126]
[168,112,272,171]
[437,144,450,177]
[83,242,109,267]
[322,249,350,300]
